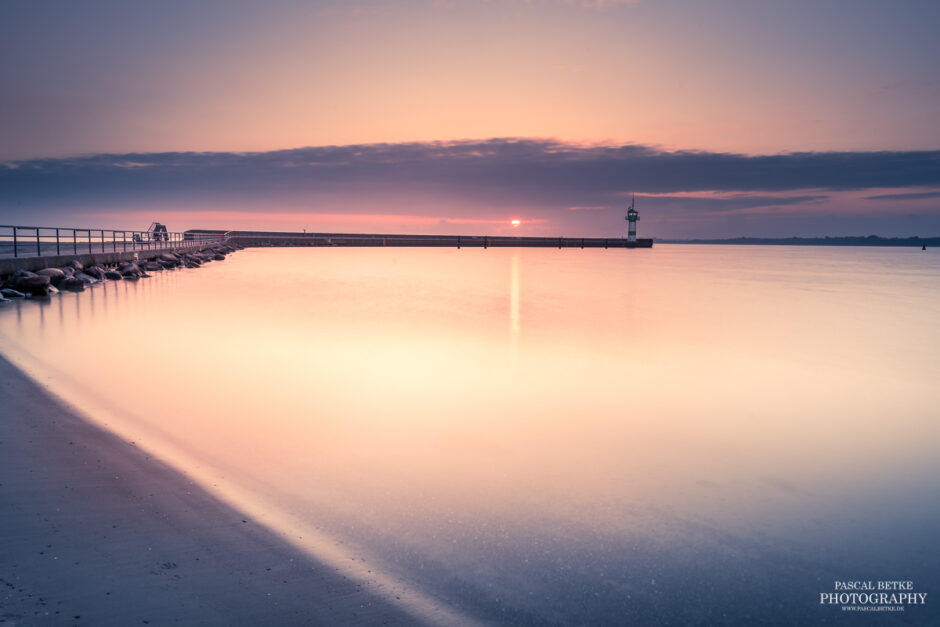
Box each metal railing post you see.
[13,227,18,257]
[36,228,41,256]
[56,228,61,255]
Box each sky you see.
[1,0,938,238]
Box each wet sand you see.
[0,354,419,626]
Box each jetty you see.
[0,225,652,274]
[211,230,653,249]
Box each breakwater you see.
[1,227,652,297]
[0,242,239,299]
[222,230,653,249]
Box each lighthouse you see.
[626,195,639,243]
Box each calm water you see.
[2,245,939,625]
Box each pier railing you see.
[0,225,227,259]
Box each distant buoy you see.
[923,245,927,250]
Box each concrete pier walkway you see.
[222,230,654,250]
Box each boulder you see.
[14,275,51,296]
[73,271,99,285]
[68,259,84,271]
[11,269,38,281]
[159,252,180,262]
[0,288,26,298]
[36,267,67,286]
[59,266,75,277]
[143,261,164,271]
[213,253,226,261]
[58,277,86,292]
[104,271,123,280]
[84,265,106,280]
[118,263,141,277]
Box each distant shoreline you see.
[656,235,938,247]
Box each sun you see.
[511,219,521,227]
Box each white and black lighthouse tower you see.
[626,195,639,243]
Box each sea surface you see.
[2,245,939,625]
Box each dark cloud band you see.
[2,139,938,212]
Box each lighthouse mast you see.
[626,195,639,243]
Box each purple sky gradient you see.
[1,0,938,236]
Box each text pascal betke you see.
[834,581,913,591]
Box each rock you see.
[84,265,106,280]
[68,259,84,271]
[104,271,123,280]
[143,261,164,271]
[213,253,226,261]
[118,263,141,277]
[73,271,99,285]
[11,269,39,281]
[14,275,51,296]
[1,288,26,298]
[159,253,180,262]
[37,267,66,278]
[36,267,67,286]
[58,277,86,292]
[59,266,75,277]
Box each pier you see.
[218,230,653,250]
[0,225,651,273]
[0,225,226,274]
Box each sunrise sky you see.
[1,0,938,237]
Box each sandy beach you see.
[0,354,419,626]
